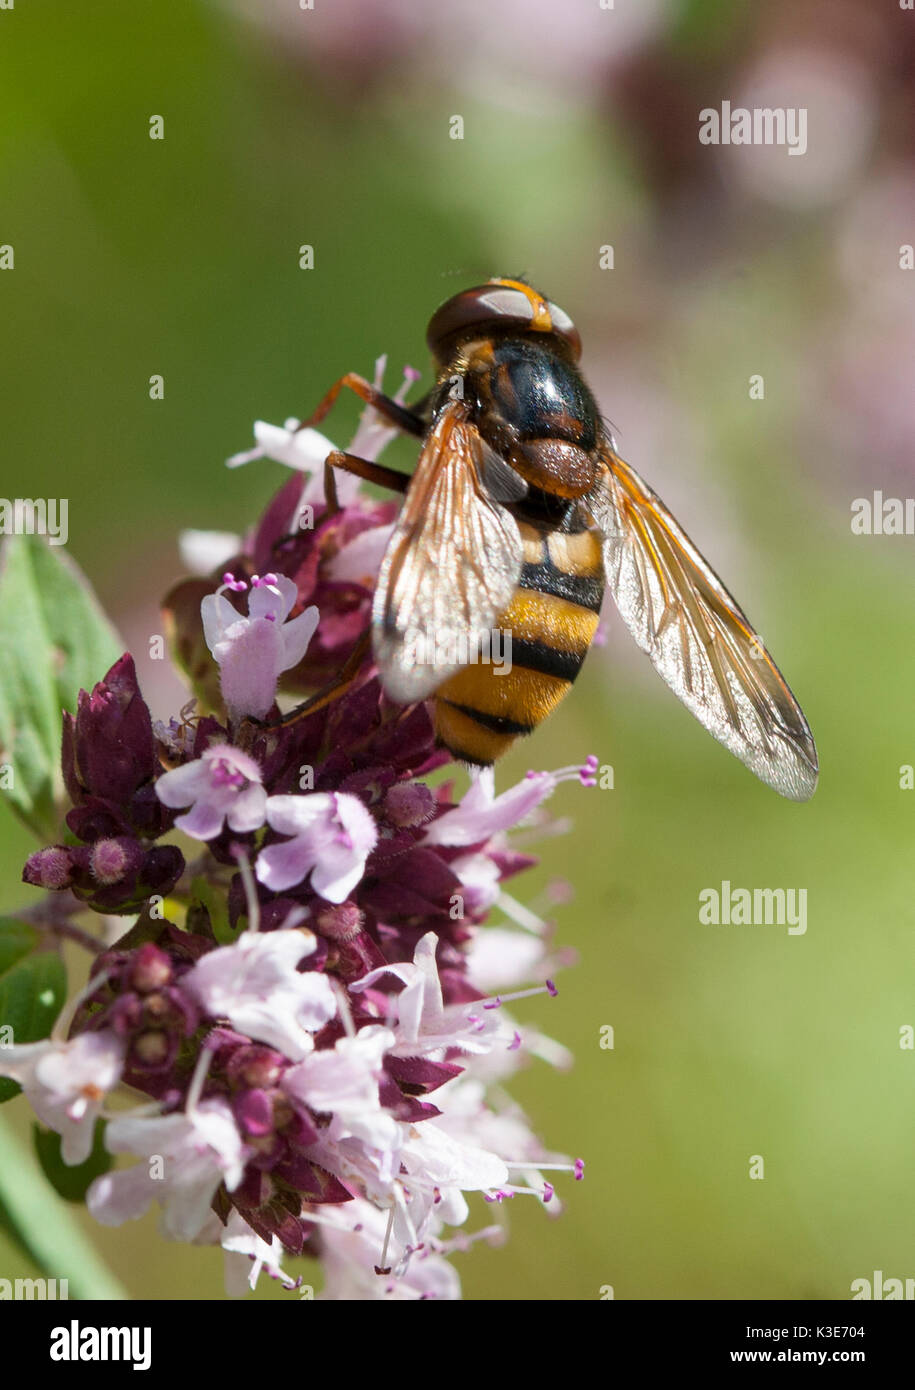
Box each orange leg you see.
[323,448,410,515]
[239,630,373,743]
[273,630,372,729]
[299,371,426,440]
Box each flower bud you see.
[65,655,158,807]
[129,944,173,994]
[90,837,144,886]
[315,900,363,941]
[383,781,436,827]
[22,846,75,890]
[132,1030,170,1067]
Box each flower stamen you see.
[480,981,558,1010]
[233,848,261,934]
[527,753,599,787]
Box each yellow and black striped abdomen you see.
[434,520,604,764]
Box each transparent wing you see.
[587,449,818,801]
[372,400,523,702]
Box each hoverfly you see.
[296,278,817,801]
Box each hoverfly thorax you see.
[427,279,601,503]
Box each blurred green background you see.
[2,0,915,1300]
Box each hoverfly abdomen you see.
[433,515,603,765]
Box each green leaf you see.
[0,1115,126,1299]
[0,919,38,976]
[0,533,123,841]
[0,919,67,1103]
[33,1119,113,1203]
[189,874,232,943]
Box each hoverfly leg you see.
[298,372,425,439]
[323,456,340,515]
[323,448,410,517]
[241,630,373,743]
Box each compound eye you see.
[426,281,581,362]
[426,285,520,355]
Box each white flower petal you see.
[226,782,268,833]
[201,592,242,654]
[280,605,320,672]
[327,524,395,585]
[186,930,333,1062]
[179,529,241,575]
[401,1123,509,1192]
[264,793,335,838]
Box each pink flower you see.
[155,743,267,840]
[12,342,585,1301]
[423,759,597,918]
[88,1099,247,1241]
[256,792,378,902]
[201,572,318,722]
[449,850,503,914]
[227,419,338,487]
[283,1025,400,1149]
[347,357,420,464]
[217,1212,298,1295]
[399,1121,509,1206]
[422,766,555,847]
[325,523,395,586]
[466,926,560,993]
[185,929,336,1062]
[311,1199,462,1301]
[351,932,501,1057]
[427,1073,573,1208]
[0,1031,124,1165]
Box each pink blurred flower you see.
[422,766,555,848]
[283,1025,400,1149]
[256,792,378,902]
[725,48,876,207]
[88,1099,247,1241]
[201,572,318,722]
[155,743,267,840]
[0,1030,125,1165]
[185,928,336,1062]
